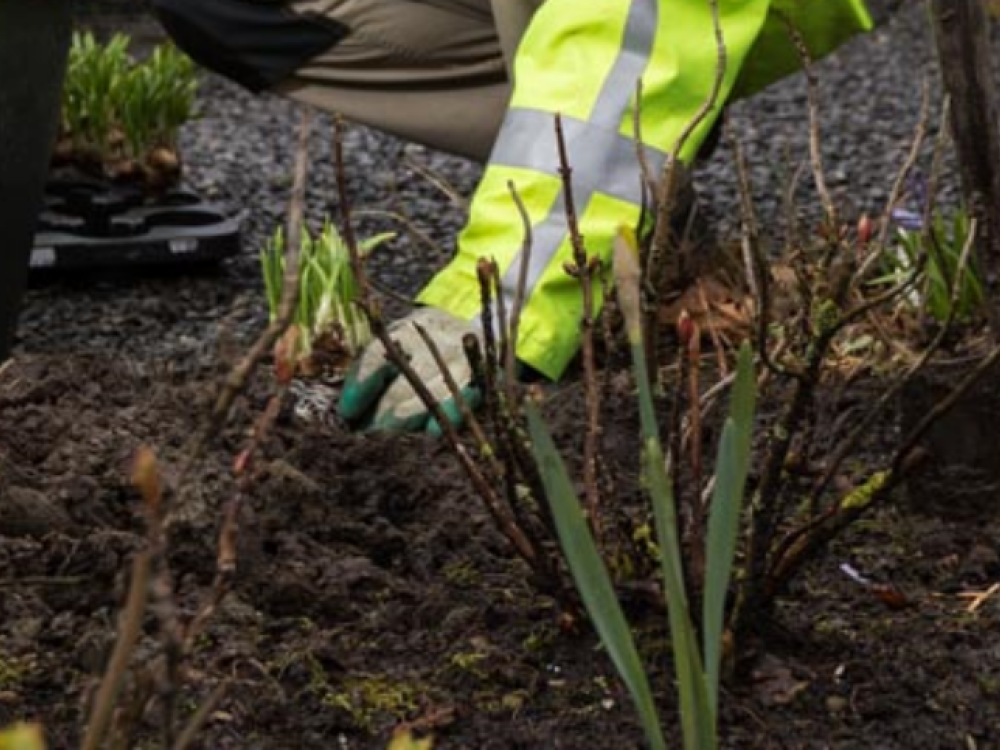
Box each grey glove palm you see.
[337,307,480,433]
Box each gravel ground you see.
[15,2,959,364]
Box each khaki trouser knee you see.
[275,0,543,161]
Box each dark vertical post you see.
[901,1,1000,516]
[929,0,1000,334]
[0,0,74,361]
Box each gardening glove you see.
[338,307,481,434]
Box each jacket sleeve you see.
[419,0,871,380]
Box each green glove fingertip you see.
[338,360,398,423]
[426,386,481,437]
[369,408,430,434]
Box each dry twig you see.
[506,180,533,396]
[403,155,469,213]
[84,110,315,749]
[781,14,836,231]
[872,80,931,255]
[170,108,314,523]
[81,552,151,750]
[554,114,603,532]
[729,130,798,381]
[334,117,548,579]
[171,681,230,750]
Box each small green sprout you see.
[62,32,132,161]
[260,221,394,370]
[60,32,197,185]
[873,205,984,323]
[114,41,198,157]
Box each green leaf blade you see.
[645,438,715,750]
[526,404,667,750]
[703,345,755,716]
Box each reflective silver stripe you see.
[490,108,667,206]
[474,0,662,335]
[488,108,666,317]
[591,0,659,128]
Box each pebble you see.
[826,695,849,714]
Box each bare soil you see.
[4,3,1000,747]
[1,352,999,749]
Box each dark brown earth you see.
[4,2,1000,748]
[1,350,999,749]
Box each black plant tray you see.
[31,176,241,271]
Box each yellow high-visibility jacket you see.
[419,0,872,379]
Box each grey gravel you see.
[13,3,966,365]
